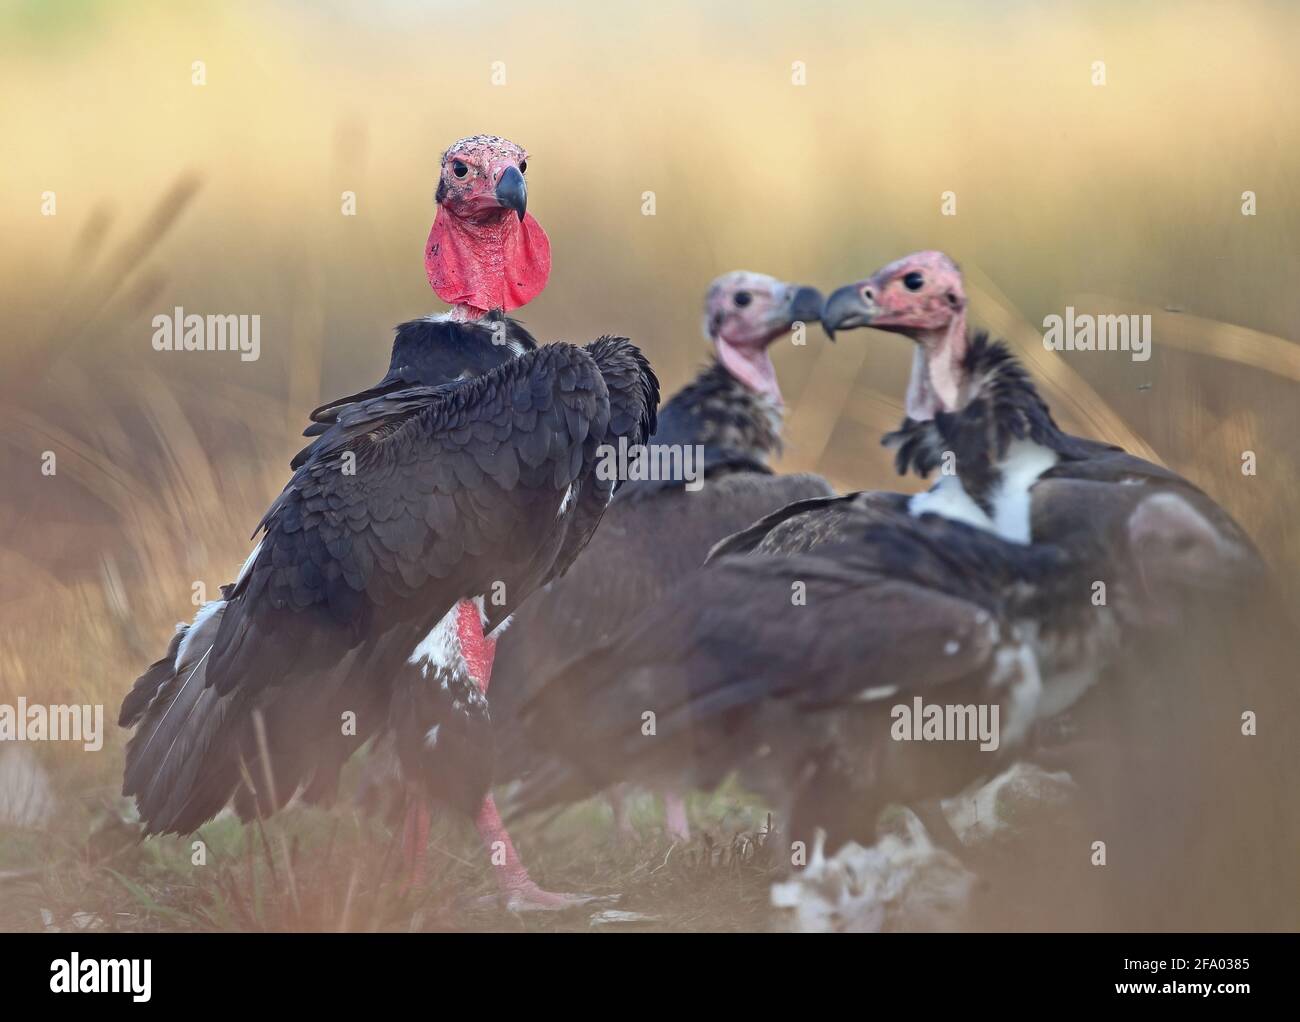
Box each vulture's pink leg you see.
[474,794,595,910]
[399,797,432,894]
[661,788,691,842]
[608,783,637,838]
[455,600,596,911]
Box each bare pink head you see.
[821,251,968,421]
[703,271,824,405]
[425,134,551,317]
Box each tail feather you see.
[123,592,396,836]
[122,601,242,834]
[118,626,186,728]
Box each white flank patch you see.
[855,685,899,703]
[991,642,1043,747]
[909,474,995,532]
[988,440,1058,543]
[409,597,491,677]
[408,609,463,678]
[1035,611,1119,718]
[423,725,441,749]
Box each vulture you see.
[513,250,1283,885]
[118,134,659,911]
[710,250,1265,644]
[513,488,1235,852]
[819,250,1298,928]
[720,251,1260,568]
[819,250,1262,559]
[490,271,832,838]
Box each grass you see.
[1,780,781,933]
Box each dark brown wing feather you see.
[120,339,656,835]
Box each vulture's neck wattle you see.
[424,206,551,316]
[907,312,971,421]
[715,337,782,407]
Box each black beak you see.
[495,165,527,221]
[784,285,826,332]
[821,283,877,341]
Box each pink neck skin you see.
[426,206,551,316]
[904,309,969,421]
[716,337,782,406]
[454,599,496,692]
[452,598,552,899]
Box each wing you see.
[527,335,659,615]
[291,314,540,470]
[513,539,1000,816]
[497,471,830,684]
[490,470,830,774]
[121,341,637,834]
[707,489,912,560]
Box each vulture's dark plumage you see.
[816,249,1297,928]
[822,252,1263,565]
[513,498,1183,851]
[120,331,656,834]
[119,134,660,913]
[489,273,832,827]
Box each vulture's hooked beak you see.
[780,285,826,335]
[495,165,528,221]
[821,283,878,341]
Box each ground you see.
[0,774,783,933]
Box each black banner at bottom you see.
[0,931,1291,1009]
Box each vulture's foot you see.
[502,883,606,913]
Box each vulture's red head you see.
[822,251,969,420]
[425,134,551,316]
[704,271,824,404]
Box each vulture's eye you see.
[518,160,527,175]
[452,160,469,179]
[734,291,753,308]
[903,271,925,291]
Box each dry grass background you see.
[0,0,1297,930]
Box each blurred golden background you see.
[0,0,1297,925]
